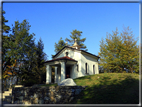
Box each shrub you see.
[21,78,38,87]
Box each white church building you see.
[44,39,100,84]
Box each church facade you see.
[44,39,100,84]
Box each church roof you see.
[44,56,77,63]
[70,39,81,49]
[52,46,100,59]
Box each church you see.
[44,39,100,84]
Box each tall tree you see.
[54,37,66,53]
[33,38,47,84]
[98,27,139,73]
[2,10,11,72]
[2,10,13,81]
[65,29,88,51]
[8,19,36,85]
[2,10,20,88]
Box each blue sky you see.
[3,3,139,60]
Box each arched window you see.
[65,52,68,56]
[93,65,95,74]
[85,63,87,74]
[77,64,79,71]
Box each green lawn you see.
[68,73,139,104]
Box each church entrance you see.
[66,66,71,79]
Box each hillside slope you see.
[70,73,139,104]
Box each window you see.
[85,63,87,73]
[65,52,68,56]
[93,65,95,74]
[77,65,79,71]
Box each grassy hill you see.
[20,73,139,106]
[69,73,139,104]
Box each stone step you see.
[14,85,23,87]
[2,85,23,101]
[3,89,12,99]
[3,91,12,94]
[3,89,12,93]
[3,96,12,104]
[3,94,12,99]
[3,101,11,104]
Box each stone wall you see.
[11,86,87,104]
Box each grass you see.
[68,73,139,104]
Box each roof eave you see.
[44,58,77,64]
[52,45,100,60]
[81,50,100,59]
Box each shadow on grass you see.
[70,75,139,104]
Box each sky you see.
[2,2,139,60]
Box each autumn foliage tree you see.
[98,27,139,73]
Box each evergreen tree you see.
[2,10,14,80]
[54,37,66,53]
[2,10,11,71]
[2,11,48,85]
[65,29,87,51]
[2,10,18,88]
[98,27,139,73]
[8,19,36,85]
[33,38,47,84]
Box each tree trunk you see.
[131,68,133,73]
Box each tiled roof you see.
[44,56,77,63]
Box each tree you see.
[32,38,47,84]
[53,29,87,58]
[1,10,20,89]
[65,29,87,51]
[2,11,48,86]
[7,19,36,85]
[2,10,12,85]
[54,37,66,53]
[98,27,139,73]
[2,10,11,73]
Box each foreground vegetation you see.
[69,73,139,104]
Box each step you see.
[2,93,12,99]
[3,101,11,104]
[3,89,12,93]
[3,96,12,103]
[3,89,12,99]
[3,91,12,94]
[3,90,12,94]
[2,85,24,102]
[14,85,23,87]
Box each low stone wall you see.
[11,85,87,104]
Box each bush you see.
[21,78,38,87]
